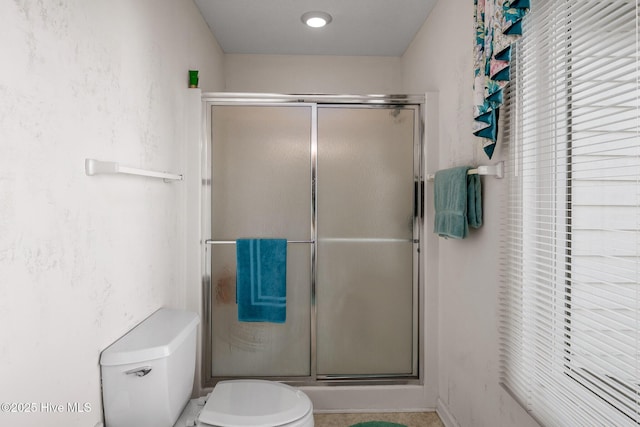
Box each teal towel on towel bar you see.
[467,173,483,229]
[434,166,483,239]
[236,238,287,323]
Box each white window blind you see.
[500,1,640,426]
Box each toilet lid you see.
[198,380,312,427]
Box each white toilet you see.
[100,308,314,427]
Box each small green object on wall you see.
[189,70,199,88]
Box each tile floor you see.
[313,412,445,427]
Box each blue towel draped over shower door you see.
[236,238,287,323]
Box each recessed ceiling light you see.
[301,11,332,28]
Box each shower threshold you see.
[209,375,422,388]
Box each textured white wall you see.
[402,1,540,427]
[0,1,223,426]
[224,54,403,94]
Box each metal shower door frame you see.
[201,93,425,388]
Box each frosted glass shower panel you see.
[211,106,311,240]
[316,107,416,376]
[210,244,311,376]
[210,105,312,377]
[317,107,415,238]
[317,242,414,375]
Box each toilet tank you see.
[100,308,200,427]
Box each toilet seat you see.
[197,380,313,427]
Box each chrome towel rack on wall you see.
[426,160,504,182]
[85,158,183,182]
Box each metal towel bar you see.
[205,239,315,245]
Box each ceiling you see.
[193,0,438,56]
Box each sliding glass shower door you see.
[316,107,417,377]
[204,97,421,384]
[208,105,313,377]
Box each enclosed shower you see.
[201,94,424,386]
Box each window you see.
[500,1,640,426]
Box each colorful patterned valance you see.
[473,0,530,159]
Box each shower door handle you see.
[414,179,424,219]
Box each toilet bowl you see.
[100,308,313,427]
